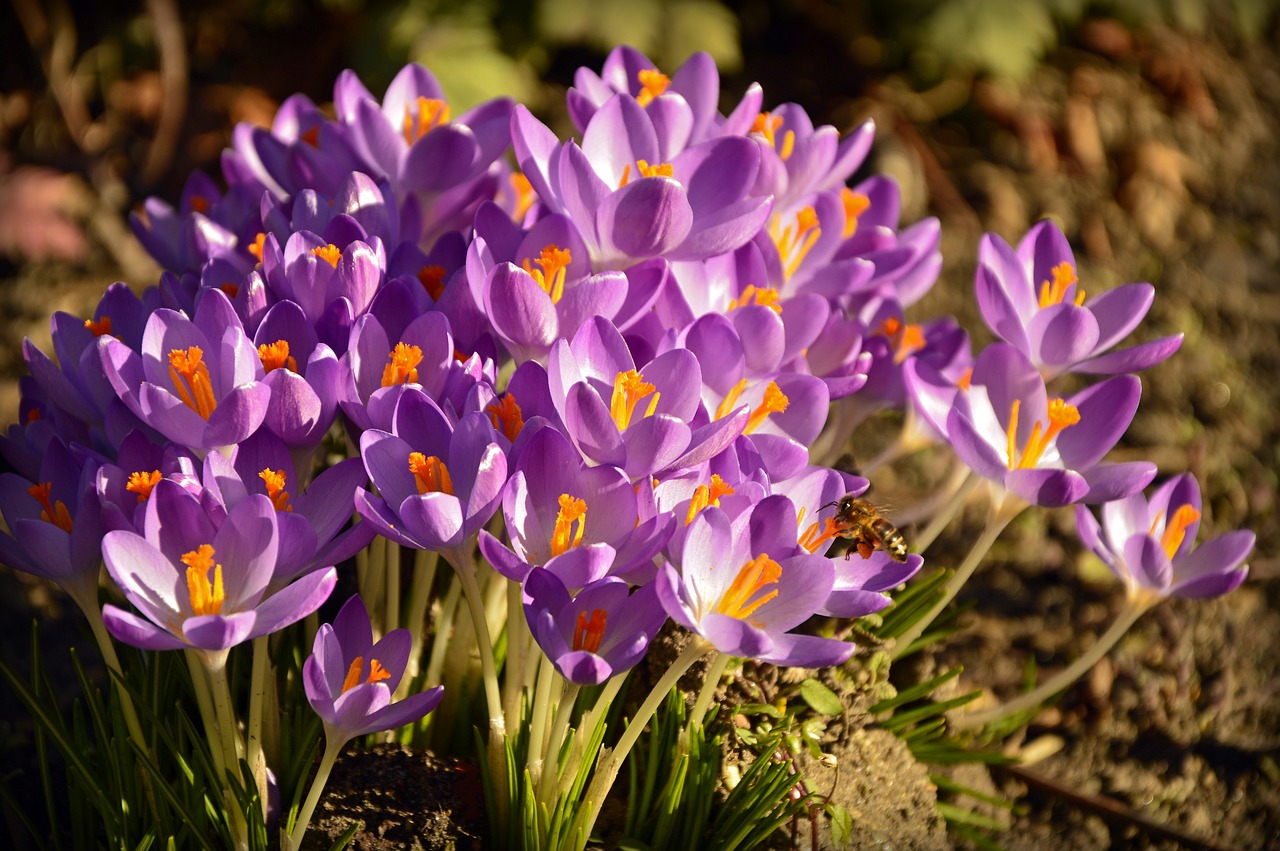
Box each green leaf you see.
[797,679,844,716]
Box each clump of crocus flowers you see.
[0,43,1251,851]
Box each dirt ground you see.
[1,8,1278,851]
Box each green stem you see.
[911,470,980,554]
[955,600,1150,732]
[525,654,557,784]
[688,652,730,731]
[205,652,248,850]
[537,679,580,808]
[397,548,438,702]
[502,576,527,730]
[557,674,627,801]
[80,599,151,760]
[185,650,223,780]
[285,732,343,851]
[571,639,710,849]
[246,636,270,822]
[385,540,401,634]
[892,492,1026,659]
[444,547,505,738]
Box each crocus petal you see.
[184,612,258,650]
[756,631,854,668]
[400,492,464,550]
[1006,467,1089,508]
[102,605,189,651]
[1080,462,1157,504]
[597,178,693,260]
[1056,376,1140,470]
[250,567,337,637]
[1028,303,1099,369]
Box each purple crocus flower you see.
[748,106,876,215]
[98,288,271,454]
[253,299,343,448]
[101,480,336,653]
[523,570,668,686]
[339,307,458,433]
[303,595,443,741]
[478,426,672,588]
[354,388,506,557]
[96,429,198,533]
[655,497,853,668]
[976,220,1182,378]
[945,343,1155,507]
[1076,474,1254,602]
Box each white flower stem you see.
[397,548,438,702]
[892,492,1026,659]
[688,651,730,731]
[525,654,557,785]
[537,679,580,808]
[205,651,248,850]
[285,732,343,851]
[185,649,223,779]
[955,600,1151,732]
[570,639,710,850]
[556,674,626,801]
[502,576,528,730]
[246,636,270,823]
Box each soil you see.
[2,7,1279,851]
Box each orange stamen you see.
[715,378,749,421]
[190,195,210,214]
[182,544,224,617]
[300,126,320,147]
[509,172,536,222]
[168,347,218,420]
[550,494,588,557]
[1153,504,1201,560]
[126,470,163,503]
[521,245,573,304]
[408,452,454,495]
[617,159,674,189]
[770,206,821,279]
[877,317,926,365]
[1037,261,1083,309]
[1005,397,1081,470]
[956,367,973,391]
[635,69,670,107]
[685,474,735,525]
[84,316,112,337]
[220,283,240,298]
[27,482,73,532]
[715,553,782,619]
[728,284,783,314]
[402,97,450,145]
[841,189,871,239]
[257,340,297,374]
[609,369,660,431]
[381,342,423,387]
[258,468,293,512]
[248,232,266,262]
[417,265,447,301]
[486,393,524,442]
[311,243,342,268]
[751,111,795,160]
[573,609,608,653]
[799,516,840,554]
[745,381,789,434]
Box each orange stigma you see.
[84,316,112,337]
[1038,261,1086,308]
[685,474,735,525]
[745,381,789,434]
[381,342,423,387]
[486,393,524,442]
[728,284,783,314]
[418,265,447,301]
[798,513,840,554]
[168,347,218,420]
[310,243,342,268]
[610,369,660,430]
[258,340,297,373]
[509,172,536,222]
[182,544,224,617]
[1153,504,1201,560]
[770,206,821,279]
[522,245,573,304]
[1005,397,1081,470]
[617,159,674,188]
[751,111,795,160]
[190,195,210,214]
[220,283,240,298]
[403,97,450,144]
[126,470,163,503]
[715,554,782,620]
[635,68,670,107]
[573,608,609,653]
[877,317,926,365]
[956,367,973,391]
[27,482,73,532]
[341,656,392,694]
[841,189,871,239]
[248,232,266,262]
[409,452,453,495]
[550,494,588,557]
[258,468,293,512]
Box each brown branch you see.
[140,0,188,186]
[12,0,95,151]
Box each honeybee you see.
[821,494,909,563]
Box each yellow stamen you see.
[745,381,789,434]
[311,243,342,268]
[248,232,266,262]
[126,470,163,503]
[381,342,423,387]
[168,347,218,420]
[685,474,735,525]
[799,516,840,554]
[1038,261,1084,309]
[84,316,112,337]
[258,468,293,512]
[509,172,536,222]
[408,453,454,496]
[339,657,391,693]
[418,265,447,301]
[728,284,783,314]
[635,68,670,107]
[257,340,297,374]
[27,482,73,532]
[617,159,674,189]
[715,554,782,619]
[573,609,608,653]
[521,245,573,304]
[182,544,224,617]
[715,378,749,421]
[609,369,660,431]
[1005,397,1081,470]
[220,283,240,298]
[486,393,524,442]
[550,494,588,557]
[769,206,822,279]
[751,111,795,160]
[956,367,973,391]
[877,317,927,365]
[841,189,871,239]
[1153,504,1200,560]
[402,97,450,145]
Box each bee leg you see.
[856,542,874,560]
